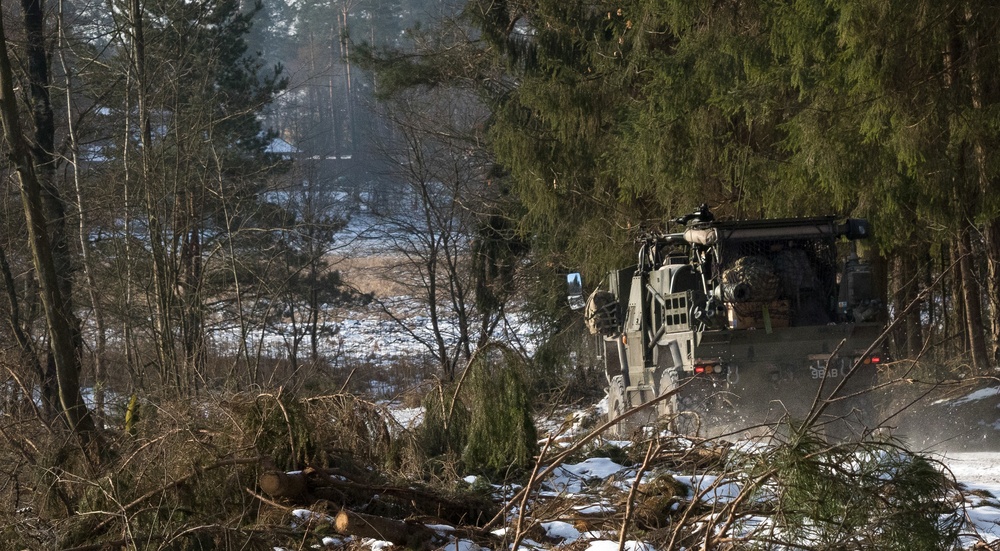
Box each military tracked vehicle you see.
[574,205,887,437]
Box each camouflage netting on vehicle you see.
[722,256,780,303]
[585,289,619,336]
[719,239,837,321]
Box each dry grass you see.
[330,253,414,298]
[0,388,418,550]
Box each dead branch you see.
[484,378,694,530]
[93,455,262,534]
[619,438,660,551]
[257,466,496,526]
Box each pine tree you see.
[364,0,1000,367]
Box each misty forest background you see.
[1,0,1000,446]
[2,0,1000,549]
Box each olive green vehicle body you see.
[587,211,886,436]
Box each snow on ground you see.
[941,452,1000,544]
[540,449,1000,550]
[387,405,423,429]
[271,399,1000,550]
[934,386,1000,406]
[264,215,1000,549]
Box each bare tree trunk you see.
[924,249,935,350]
[338,1,355,153]
[309,261,320,363]
[892,251,924,359]
[329,30,341,157]
[180,190,205,394]
[891,254,908,358]
[0,6,94,437]
[949,245,967,358]
[58,0,108,420]
[985,221,1000,365]
[130,0,177,386]
[957,229,989,371]
[0,246,47,414]
[967,6,1000,368]
[904,251,924,357]
[21,0,68,423]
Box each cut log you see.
[259,471,308,499]
[335,509,435,546]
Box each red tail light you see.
[693,360,722,374]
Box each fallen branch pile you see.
[256,463,498,545]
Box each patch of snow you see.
[265,137,299,154]
[541,520,581,542]
[962,504,1000,547]
[573,503,615,515]
[365,538,394,551]
[548,458,627,493]
[595,395,608,415]
[585,540,654,551]
[933,386,1000,406]
[943,452,1000,496]
[388,405,423,428]
[672,474,741,503]
[443,538,483,551]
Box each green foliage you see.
[738,429,962,549]
[244,393,316,470]
[416,385,471,459]
[529,322,604,400]
[461,345,538,477]
[364,0,1000,287]
[471,212,530,316]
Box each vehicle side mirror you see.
[567,272,585,310]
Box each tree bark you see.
[0,246,47,414]
[22,0,71,424]
[58,0,109,421]
[957,229,989,371]
[258,467,496,526]
[967,5,1000,368]
[890,254,908,358]
[949,247,967,357]
[259,470,309,499]
[0,8,94,437]
[986,220,1000,365]
[129,0,177,387]
[904,251,924,357]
